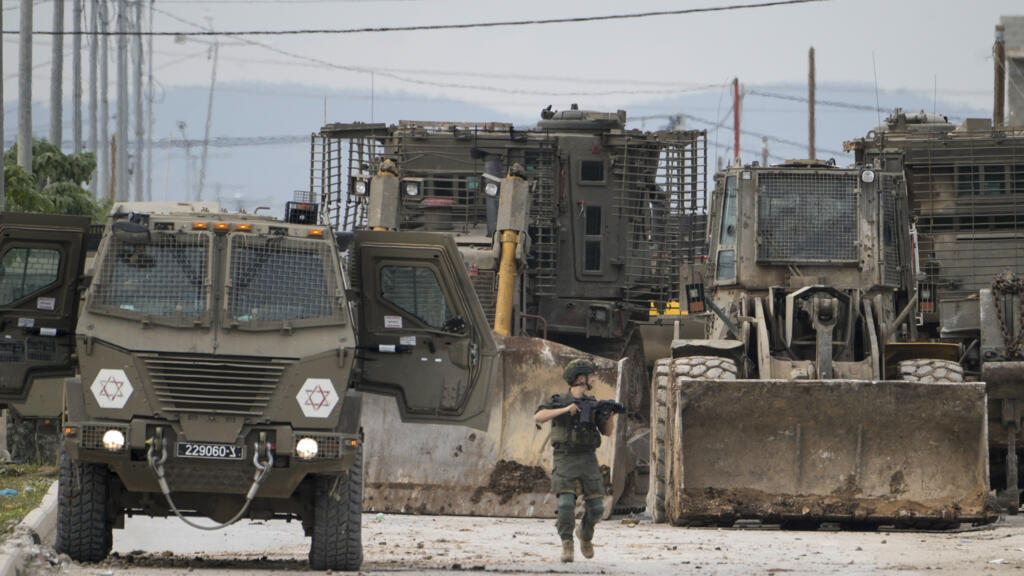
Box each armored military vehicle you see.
[0,203,505,570]
[647,161,992,529]
[845,110,1024,511]
[311,106,706,513]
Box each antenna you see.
[933,74,937,117]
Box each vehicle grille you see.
[139,353,294,416]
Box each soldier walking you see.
[533,358,617,562]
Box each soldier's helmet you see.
[563,358,598,385]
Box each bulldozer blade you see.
[361,335,639,517]
[662,379,993,527]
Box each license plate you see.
[175,442,244,460]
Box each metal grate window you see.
[757,172,858,264]
[228,235,340,325]
[92,233,210,319]
[0,248,61,306]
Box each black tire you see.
[309,443,363,571]
[55,446,112,563]
[647,359,671,523]
[897,359,964,383]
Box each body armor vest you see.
[547,394,602,449]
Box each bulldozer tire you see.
[55,445,112,563]
[309,444,363,571]
[671,356,739,380]
[897,359,964,384]
[647,359,672,524]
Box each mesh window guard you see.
[93,233,210,320]
[228,235,339,325]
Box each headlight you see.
[102,429,125,451]
[484,181,499,197]
[296,437,319,460]
[403,181,420,197]
[352,177,369,196]
[861,169,875,183]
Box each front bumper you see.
[65,418,359,499]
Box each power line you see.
[150,6,729,98]
[5,0,832,36]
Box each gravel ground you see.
[14,512,1024,575]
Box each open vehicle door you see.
[0,213,90,405]
[353,230,498,430]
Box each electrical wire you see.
[6,0,833,36]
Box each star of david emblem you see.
[98,375,126,401]
[90,369,134,409]
[296,378,337,418]
[304,385,331,410]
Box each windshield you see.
[227,235,341,327]
[92,232,210,320]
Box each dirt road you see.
[15,511,1024,575]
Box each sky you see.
[1,0,1022,210]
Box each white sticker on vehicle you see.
[378,344,396,353]
[90,369,134,410]
[17,318,34,328]
[296,378,337,418]
[399,336,416,346]
[36,297,56,311]
[39,327,57,337]
[384,315,403,329]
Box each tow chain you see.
[992,271,1024,359]
[146,434,274,531]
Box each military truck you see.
[647,161,992,529]
[0,203,515,570]
[845,110,1024,511]
[311,106,707,513]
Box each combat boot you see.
[575,526,594,559]
[561,540,574,563]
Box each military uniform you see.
[535,392,609,545]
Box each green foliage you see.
[3,139,105,220]
[0,464,57,542]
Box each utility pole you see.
[732,78,741,166]
[808,46,816,160]
[761,136,769,167]
[1,1,6,211]
[89,0,99,194]
[100,0,110,200]
[146,0,154,200]
[73,0,83,154]
[18,0,34,173]
[133,0,144,201]
[995,25,1006,128]
[50,0,65,150]
[198,41,219,202]
[117,0,129,201]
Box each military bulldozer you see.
[845,111,1024,511]
[647,161,993,529]
[0,203,524,571]
[311,107,707,515]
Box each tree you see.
[4,139,108,219]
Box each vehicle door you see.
[0,213,91,405]
[353,230,498,430]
